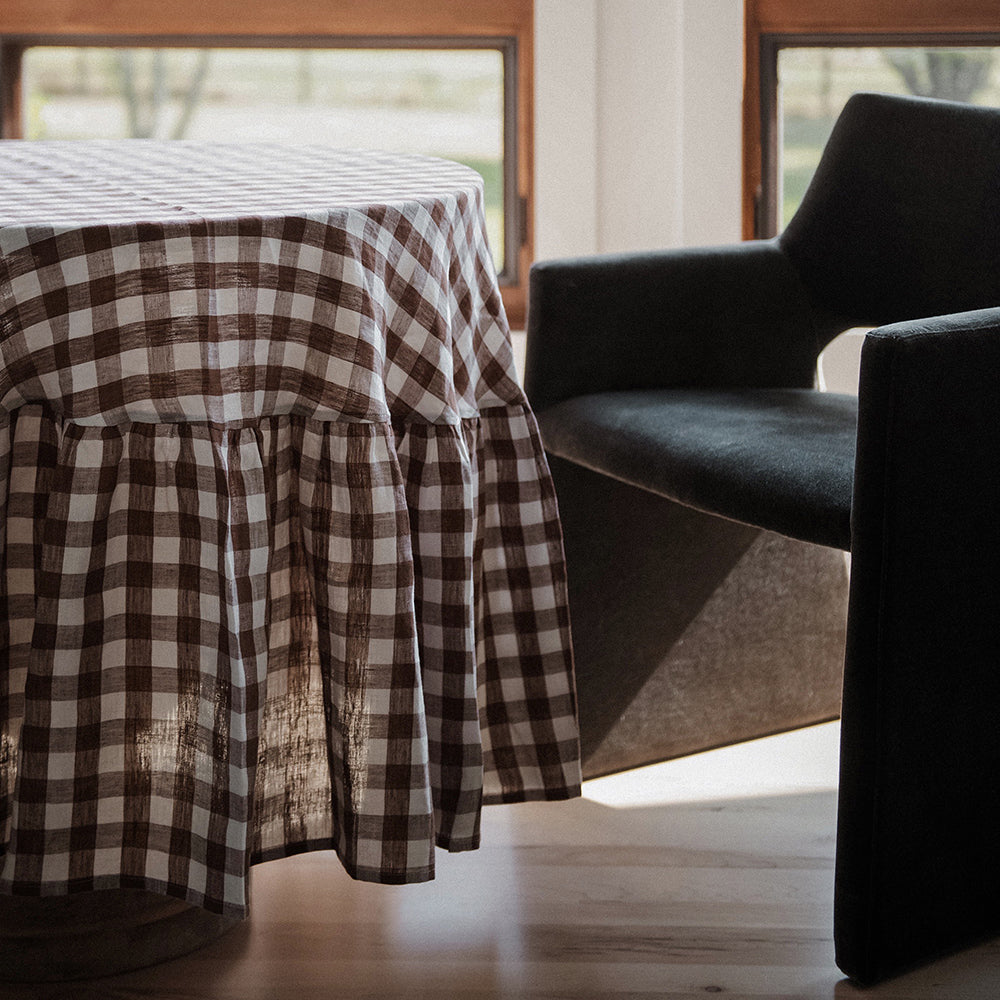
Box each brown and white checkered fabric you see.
[0,142,580,916]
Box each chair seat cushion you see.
[536,388,857,550]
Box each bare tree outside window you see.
[776,46,1000,230]
[115,50,212,139]
[881,49,995,104]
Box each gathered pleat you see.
[394,419,483,850]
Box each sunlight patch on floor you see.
[583,720,841,809]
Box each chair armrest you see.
[523,239,821,413]
[836,306,1000,982]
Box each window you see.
[0,0,533,324]
[18,45,509,275]
[744,1,1000,239]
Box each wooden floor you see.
[3,721,999,999]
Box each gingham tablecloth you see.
[0,142,580,917]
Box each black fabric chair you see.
[524,92,1000,984]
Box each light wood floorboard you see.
[4,722,999,999]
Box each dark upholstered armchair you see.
[523,92,1000,984]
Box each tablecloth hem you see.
[250,836,339,868]
[251,839,432,883]
[435,832,480,853]
[482,784,582,807]
[335,860,435,886]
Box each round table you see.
[0,142,580,980]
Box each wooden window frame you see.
[0,0,533,326]
[744,0,1000,240]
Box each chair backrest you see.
[779,92,1000,336]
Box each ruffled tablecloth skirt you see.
[0,403,580,917]
[0,144,581,918]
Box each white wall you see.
[534,0,743,261]
[532,0,600,261]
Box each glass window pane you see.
[21,46,506,269]
[777,46,1000,229]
